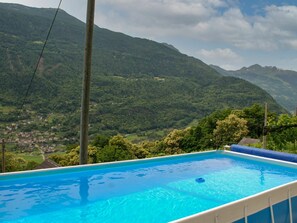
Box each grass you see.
[125,129,168,143]
[46,151,66,157]
[125,134,145,142]
[4,143,18,151]
[18,154,43,164]
[187,119,199,127]
[250,141,297,154]
[0,106,16,113]
[282,142,297,154]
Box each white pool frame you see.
[0,150,217,180]
[172,150,297,223]
[1,149,297,223]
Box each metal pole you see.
[1,139,5,173]
[263,103,268,149]
[80,0,95,165]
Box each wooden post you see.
[263,103,268,149]
[1,139,5,173]
[294,107,297,151]
[80,0,95,165]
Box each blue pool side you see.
[233,196,297,223]
[230,145,297,223]
[231,144,297,163]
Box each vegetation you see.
[18,153,43,163]
[0,152,39,172]
[0,3,284,140]
[268,114,297,151]
[1,104,296,172]
[46,104,296,167]
[0,4,295,172]
[213,114,249,146]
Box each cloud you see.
[0,0,59,8]
[96,0,228,37]
[259,5,297,49]
[192,8,253,45]
[188,5,297,51]
[95,1,297,52]
[198,48,239,59]
[2,0,297,70]
[4,1,297,53]
[197,48,243,70]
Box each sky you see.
[1,0,297,71]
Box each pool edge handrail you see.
[225,150,297,168]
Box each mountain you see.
[211,64,297,113]
[0,3,284,139]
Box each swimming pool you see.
[1,150,297,223]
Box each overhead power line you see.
[264,124,297,135]
[20,0,63,110]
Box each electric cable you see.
[20,0,63,110]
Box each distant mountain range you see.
[0,3,284,137]
[211,64,297,113]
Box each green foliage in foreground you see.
[18,154,44,164]
[268,114,297,151]
[213,114,249,146]
[0,152,39,172]
[2,104,296,172]
[48,104,296,167]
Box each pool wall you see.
[172,179,297,223]
[172,149,297,223]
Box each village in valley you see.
[2,111,76,163]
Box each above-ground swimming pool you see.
[1,150,297,223]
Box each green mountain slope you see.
[211,64,297,113]
[0,3,284,137]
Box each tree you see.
[130,145,150,159]
[0,152,27,172]
[180,126,203,152]
[241,104,265,138]
[140,140,162,157]
[92,135,110,148]
[269,114,297,150]
[97,135,135,162]
[213,114,249,147]
[49,146,98,166]
[163,129,187,154]
[180,109,232,151]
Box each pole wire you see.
[20,0,63,110]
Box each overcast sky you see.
[1,0,297,71]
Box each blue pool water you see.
[1,151,297,223]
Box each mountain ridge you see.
[211,64,297,113]
[0,3,284,138]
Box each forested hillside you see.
[211,64,297,113]
[0,3,284,139]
